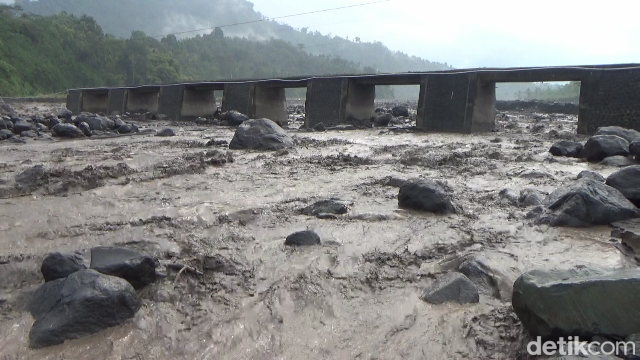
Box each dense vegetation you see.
[0,5,369,96]
[16,0,451,74]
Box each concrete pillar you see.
[222,83,253,116]
[470,80,496,132]
[250,85,287,123]
[126,88,160,113]
[81,90,109,114]
[181,87,217,119]
[158,85,184,120]
[107,88,127,115]
[66,89,82,114]
[344,80,375,121]
[305,78,347,128]
[417,73,474,133]
[576,69,640,135]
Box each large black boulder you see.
[398,178,456,214]
[599,155,636,167]
[581,135,629,163]
[57,109,73,121]
[27,269,140,349]
[512,268,640,339]
[284,230,321,246]
[225,110,249,126]
[420,272,479,304]
[52,123,85,138]
[391,105,410,117]
[41,252,86,282]
[229,118,293,151]
[0,129,14,140]
[117,123,138,134]
[90,247,157,289]
[549,140,583,157]
[607,166,640,207]
[595,126,640,143]
[537,178,638,227]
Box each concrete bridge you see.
[66,64,640,135]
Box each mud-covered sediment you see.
[0,102,630,359]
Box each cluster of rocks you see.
[0,108,146,142]
[550,126,640,166]
[27,247,157,348]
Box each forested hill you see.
[0,5,368,96]
[15,0,452,73]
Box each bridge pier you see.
[250,85,287,123]
[157,85,184,120]
[417,74,495,133]
[81,89,109,114]
[345,80,375,121]
[181,86,218,119]
[107,88,127,115]
[126,87,160,114]
[66,89,82,114]
[222,83,253,116]
[305,78,347,128]
[577,68,640,135]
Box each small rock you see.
[117,124,138,134]
[15,165,47,191]
[518,188,546,207]
[20,130,37,138]
[302,199,350,216]
[313,122,326,132]
[631,141,640,158]
[499,188,520,206]
[398,178,456,214]
[41,252,86,282]
[0,129,13,140]
[373,113,394,127]
[202,254,241,275]
[606,166,640,207]
[89,247,157,289]
[13,120,33,134]
[114,118,126,128]
[600,155,636,167]
[420,272,479,304]
[78,122,92,137]
[577,170,605,182]
[582,135,629,163]
[205,149,234,165]
[391,105,410,117]
[52,123,85,138]
[284,230,321,246]
[549,140,583,157]
[225,110,249,126]
[156,128,176,137]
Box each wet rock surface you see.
[537,178,638,227]
[284,230,321,246]
[89,247,157,289]
[27,269,140,349]
[513,268,640,339]
[582,135,630,162]
[550,140,583,157]
[229,118,293,151]
[398,178,456,214]
[420,272,479,304]
[41,252,86,282]
[606,166,640,207]
[577,170,605,182]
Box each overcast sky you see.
[248,0,640,68]
[3,0,638,68]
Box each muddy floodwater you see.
[0,103,630,359]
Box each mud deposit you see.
[0,104,630,359]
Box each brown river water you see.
[0,103,630,359]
